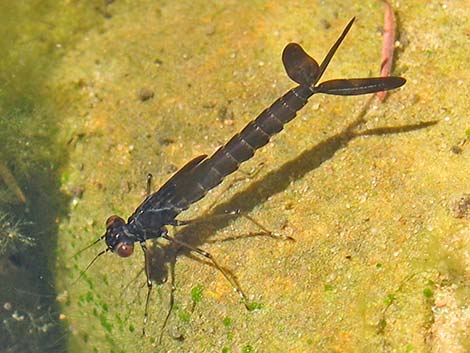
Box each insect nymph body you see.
[84,18,406,333]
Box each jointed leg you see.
[162,233,250,309]
[146,173,153,196]
[140,242,153,336]
[239,213,295,242]
[171,210,242,226]
[158,249,178,344]
[205,162,265,211]
[173,210,294,242]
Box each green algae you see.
[0,2,109,352]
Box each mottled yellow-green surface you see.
[48,1,470,352]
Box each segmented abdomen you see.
[171,85,314,210]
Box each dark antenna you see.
[72,235,104,258]
[72,245,109,285]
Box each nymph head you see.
[104,215,134,257]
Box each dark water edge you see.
[0,2,106,352]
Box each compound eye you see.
[106,215,124,229]
[115,242,134,257]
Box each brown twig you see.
[377,0,396,101]
[0,161,26,204]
